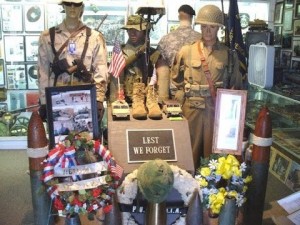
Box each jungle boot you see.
[146,85,162,120]
[132,83,147,120]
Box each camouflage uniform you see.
[171,40,242,167]
[38,21,108,104]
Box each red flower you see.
[92,188,102,197]
[87,205,95,213]
[103,205,112,214]
[54,197,65,210]
[72,197,83,207]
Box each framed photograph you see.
[0,59,5,86]
[292,37,300,56]
[281,50,292,68]
[24,4,44,32]
[1,4,23,32]
[212,89,247,155]
[8,90,26,111]
[270,149,292,183]
[296,3,300,18]
[6,64,27,89]
[283,8,294,32]
[4,36,24,62]
[274,25,283,45]
[294,20,300,36]
[26,64,38,89]
[45,84,99,149]
[291,57,300,70]
[285,161,300,192]
[25,35,39,61]
[274,2,284,24]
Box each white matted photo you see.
[4,36,24,62]
[6,64,27,90]
[26,64,38,89]
[25,36,39,61]
[1,4,23,32]
[24,4,45,32]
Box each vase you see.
[65,214,81,225]
[218,198,237,225]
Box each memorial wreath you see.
[117,164,200,225]
[195,154,252,215]
[43,132,123,220]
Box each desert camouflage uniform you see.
[38,21,108,104]
[171,40,242,167]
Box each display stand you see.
[107,107,194,175]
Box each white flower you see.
[240,162,247,172]
[236,193,245,207]
[208,159,218,170]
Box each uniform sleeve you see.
[170,49,185,89]
[92,32,108,102]
[229,51,243,90]
[37,31,51,105]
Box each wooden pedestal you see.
[107,108,194,175]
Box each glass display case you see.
[246,85,300,164]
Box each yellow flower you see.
[227,190,238,198]
[199,178,208,187]
[232,166,242,177]
[200,167,211,177]
[209,191,226,214]
[226,155,240,167]
[244,175,252,183]
[243,186,248,193]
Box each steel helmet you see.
[195,5,224,27]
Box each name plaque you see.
[126,129,177,163]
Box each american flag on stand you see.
[108,39,126,78]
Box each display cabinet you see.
[246,85,300,164]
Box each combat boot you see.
[146,85,162,120]
[132,83,147,120]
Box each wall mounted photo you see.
[281,50,292,68]
[274,2,284,24]
[6,64,27,90]
[1,4,23,32]
[292,37,300,56]
[45,84,99,149]
[4,36,24,62]
[0,59,5,86]
[26,64,38,89]
[295,3,300,18]
[212,89,247,155]
[24,4,44,32]
[283,8,293,32]
[270,149,292,183]
[8,90,26,111]
[294,19,300,36]
[25,35,39,61]
[285,161,300,192]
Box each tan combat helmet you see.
[195,5,224,27]
[121,15,148,31]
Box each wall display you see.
[292,37,300,56]
[24,4,45,32]
[274,25,283,45]
[0,59,5,86]
[281,50,292,68]
[270,149,292,183]
[47,4,64,28]
[285,161,300,192]
[1,4,23,32]
[26,64,38,89]
[45,84,99,149]
[294,19,300,36]
[291,56,300,69]
[25,35,39,61]
[4,36,24,62]
[283,8,294,32]
[167,22,180,33]
[6,64,27,90]
[212,89,247,155]
[8,91,26,111]
[83,14,126,46]
[274,2,284,24]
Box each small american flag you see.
[108,40,126,78]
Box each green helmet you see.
[122,15,148,31]
[137,159,174,203]
[195,5,224,27]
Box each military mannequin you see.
[171,5,242,168]
[38,0,108,123]
[109,15,161,120]
[156,4,201,101]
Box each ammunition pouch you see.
[51,58,69,76]
[188,96,205,109]
[73,59,92,82]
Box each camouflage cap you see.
[137,159,174,203]
[122,15,148,31]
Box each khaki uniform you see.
[171,40,242,168]
[38,21,108,104]
[109,42,155,103]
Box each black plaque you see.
[127,129,177,163]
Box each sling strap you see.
[197,42,216,103]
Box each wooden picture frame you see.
[212,89,247,155]
[274,2,284,24]
[45,84,99,149]
[270,148,292,183]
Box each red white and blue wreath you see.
[43,132,123,220]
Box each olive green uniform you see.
[171,40,242,167]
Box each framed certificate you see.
[4,36,25,62]
[1,4,23,32]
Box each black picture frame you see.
[45,84,99,149]
[274,2,284,24]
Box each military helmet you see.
[122,15,148,31]
[137,159,174,203]
[195,5,224,27]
